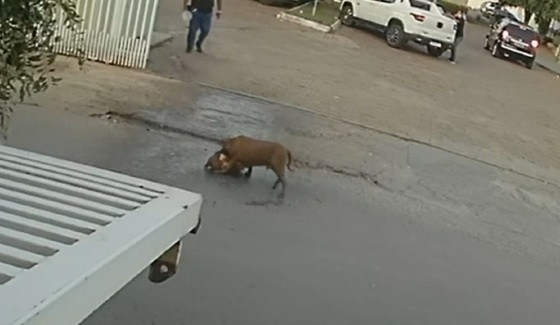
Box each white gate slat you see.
[0,243,44,265]
[0,199,101,233]
[0,261,22,279]
[143,0,159,68]
[0,168,140,210]
[0,160,156,203]
[93,0,104,60]
[0,211,86,243]
[102,0,113,63]
[0,188,114,225]
[0,178,127,216]
[0,147,165,196]
[138,0,150,68]
[0,227,66,254]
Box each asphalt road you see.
[7,107,560,325]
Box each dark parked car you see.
[484,19,539,69]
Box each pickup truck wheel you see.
[427,45,445,58]
[340,4,355,27]
[525,59,534,70]
[386,23,405,48]
[259,0,275,5]
[484,37,489,50]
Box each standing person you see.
[449,10,466,64]
[183,0,222,53]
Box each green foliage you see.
[0,0,83,138]
[501,0,560,33]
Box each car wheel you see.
[427,45,445,58]
[386,23,405,48]
[260,0,275,6]
[525,59,534,70]
[340,4,355,27]
[491,42,501,58]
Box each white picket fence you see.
[53,0,160,69]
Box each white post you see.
[312,0,318,16]
[111,0,127,37]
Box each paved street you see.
[8,0,560,323]
[9,99,560,324]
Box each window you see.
[505,24,538,42]
[409,0,431,11]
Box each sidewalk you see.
[536,46,560,75]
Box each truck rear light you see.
[410,13,425,22]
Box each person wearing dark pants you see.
[184,0,222,53]
[449,11,465,64]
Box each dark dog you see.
[218,135,293,198]
[204,150,245,175]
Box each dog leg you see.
[244,166,253,178]
[271,165,287,198]
[277,179,286,199]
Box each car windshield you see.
[505,24,538,42]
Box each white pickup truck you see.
[339,0,457,57]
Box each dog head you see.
[205,151,228,171]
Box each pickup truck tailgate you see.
[0,145,202,325]
[424,11,456,44]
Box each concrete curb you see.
[277,7,340,33]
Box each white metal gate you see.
[0,145,202,325]
[53,0,160,69]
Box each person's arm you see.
[216,0,222,18]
